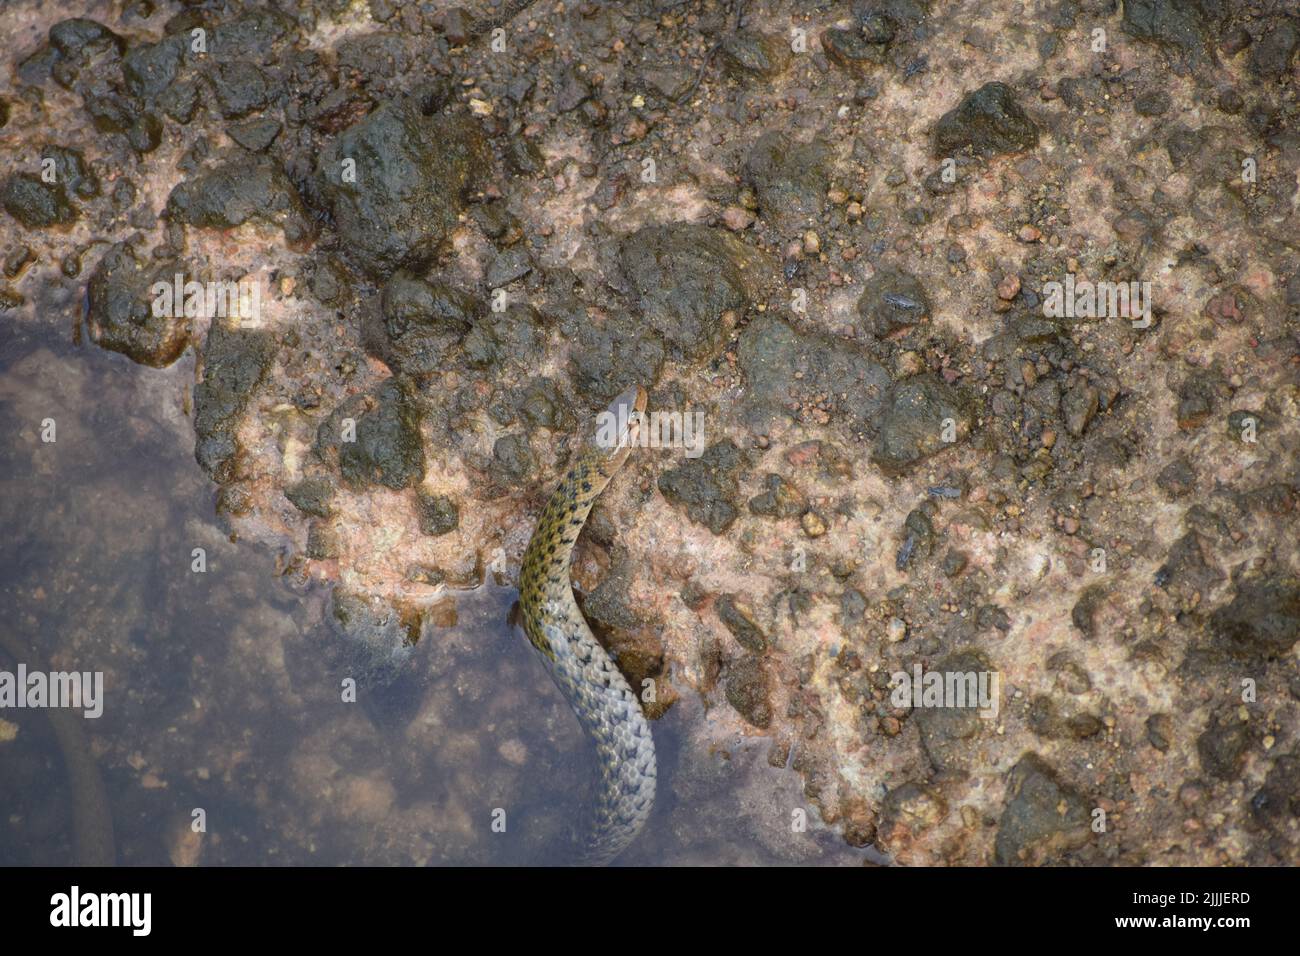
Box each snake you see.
[518,384,656,865]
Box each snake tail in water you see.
[518,384,656,865]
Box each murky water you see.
[0,322,866,866]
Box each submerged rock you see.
[932,82,1039,158]
[724,655,772,728]
[317,100,489,279]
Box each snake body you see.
[518,385,656,865]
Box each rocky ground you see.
[2,0,1299,865]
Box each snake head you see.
[593,385,648,464]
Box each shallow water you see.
[0,322,867,866]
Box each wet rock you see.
[657,440,745,535]
[1156,456,1196,499]
[1133,89,1171,116]
[1196,711,1250,780]
[85,243,191,367]
[994,753,1090,865]
[317,100,489,279]
[1057,76,1109,113]
[318,379,426,491]
[724,655,772,728]
[1122,0,1223,66]
[328,590,415,687]
[719,31,790,79]
[489,433,534,490]
[285,477,334,518]
[513,378,574,432]
[1209,575,1300,659]
[1071,585,1106,637]
[743,131,833,235]
[567,312,665,404]
[463,302,548,373]
[208,61,277,119]
[43,146,100,201]
[167,155,314,247]
[416,492,459,536]
[582,562,643,634]
[228,118,282,152]
[123,36,184,101]
[913,650,994,773]
[857,267,930,336]
[1250,750,1300,830]
[554,65,591,113]
[485,247,533,288]
[1146,713,1173,752]
[1250,17,1299,79]
[618,224,767,360]
[1,174,76,228]
[737,313,891,432]
[1154,532,1223,603]
[872,375,970,474]
[1027,695,1103,740]
[372,273,477,377]
[49,17,125,61]
[716,594,768,652]
[193,321,277,481]
[210,8,297,59]
[747,473,807,518]
[941,549,968,577]
[1061,382,1099,437]
[1175,375,1216,430]
[931,82,1039,159]
[896,508,933,570]
[821,27,888,75]
[878,781,948,847]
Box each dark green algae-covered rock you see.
[85,243,191,368]
[931,82,1039,158]
[316,379,426,491]
[316,99,490,280]
[618,222,769,360]
[193,321,277,481]
[167,154,314,247]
